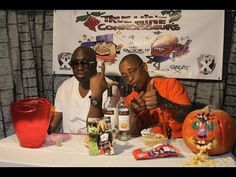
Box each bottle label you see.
[104,110,114,115]
[119,108,128,112]
[118,108,129,115]
[104,108,117,130]
[118,115,130,131]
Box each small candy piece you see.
[55,135,63,146]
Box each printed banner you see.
[53,10,224,80]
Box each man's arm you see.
[129,109,141,137]
[157,94,192,122]
[48,112,62,134]
[88,62,108,119]
[128,92,146,136]
[145,78,192,122]
[87,96,104,118]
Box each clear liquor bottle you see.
[103,86,118,131]
[117,85,131,141]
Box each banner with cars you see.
[53,10,224,80]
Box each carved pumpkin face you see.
[182,106,236,155]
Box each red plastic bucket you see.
[11,97,51,148]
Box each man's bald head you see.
[72,45,96,61]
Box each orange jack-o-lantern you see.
[182,105,236,155]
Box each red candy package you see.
[132,144,180,160]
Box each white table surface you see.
[0,134,235,167]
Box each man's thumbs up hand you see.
[130,91,146,113]
[147,78,155,92]
[144,78,158,109]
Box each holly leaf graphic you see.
[90,12,106,17]
[76,15,89,22]
[161,10,171,16]
[169,13,182,23]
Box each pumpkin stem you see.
[204,105,214,113]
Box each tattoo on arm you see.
[157,94,192,122]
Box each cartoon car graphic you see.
[147,33,191,70]
[151,33,178,62]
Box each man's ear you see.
[142,63,148,71]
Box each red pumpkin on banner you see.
[182,105,236,155]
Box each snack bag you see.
[87,117,115,156]
[88,118,100,156]
[97,118,114,155]
[132,143,180,160]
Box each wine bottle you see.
[103,86,118,131]
[117,85,131,141]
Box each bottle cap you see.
[120,85,126,97]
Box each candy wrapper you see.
[132,143,180,160]
[140,128,153,136]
